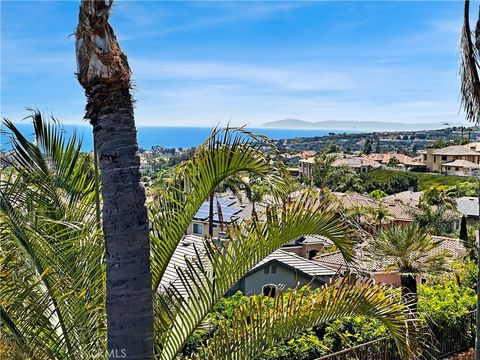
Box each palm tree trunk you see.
[400,274,417,313]
[76,2,153,359]
[93,131,101,228]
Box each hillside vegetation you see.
[365,169,467,191]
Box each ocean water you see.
[1,123,342,151]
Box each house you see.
[161,235,337,298]
[281,235,334,260]
[422,144,480,174]
[159,235,206,297]
[230,249,337,296]
[186,195,258,238]
[332,156,381,173]
[367,153,425,171]
[280,153,303,165]
[440,160,480,176]
[314,236,466,287]
[383,191,422,208]
[299,153,381,179]
[456,197,479,225]
[332,192,416,227]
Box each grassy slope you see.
[366,169,467,191]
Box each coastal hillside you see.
[262,119,447,131]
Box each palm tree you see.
[365,202,394,229]
[312,153,362,192]
[367,223,452,312]
[420,186,457,211]
[75,1,155,357]
[458,0,480,356]
[413,202,458,236]
[1,117,419,359]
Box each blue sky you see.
[0,1,473,127]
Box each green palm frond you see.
[149,127,282,290]
[155,194,354,359]
[0,113,105,359]
[460,0,480,123]
[189,281,418,360]
[366,223,452,277]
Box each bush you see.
[362,171,418,194]
[418,275,476,327]
[259,331,326,360]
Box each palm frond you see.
[460,0,480,123]
[0,114,105,359]
[189,280,418,360]
[149,127,282,291]
[155,194,354,359]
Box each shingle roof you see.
[431,145,480,156]
[250,249,337,279]
[333,157,382,169]
[160,235,207,297]
[440,159,480,169]
[315,236,466,273]
[383,191,422,207]
[366,153,416,165]
[333,192,416,222]
[456,197,479,217]
[431,236,467,258]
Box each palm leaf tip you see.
[189,281,419,360]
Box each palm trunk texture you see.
[400,274,417,313]
[75,1,153,359]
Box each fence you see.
[315,311,476,360]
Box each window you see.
[264,266,270,274]
[442,155,447,161]
[271,265,277,274]
[193,223,203,235]
[262,285,276,297]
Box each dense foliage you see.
[361,171,418,194]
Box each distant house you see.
[440,160,480,176]
[383,191,422,208]
[230,249,337,296]
[281,235,334,260]
[299,153,381,179]
[456,197,479,225]
[280,153,303,165]
[422,144,480,174]
[332,192,416,227]
[186,195,257,238]
[332,156,381,173]
[367,153,425,171]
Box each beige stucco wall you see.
[373,272,422,287]
[186,220,227,238]
[424,148,480,173]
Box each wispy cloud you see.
[115,1,308,41]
